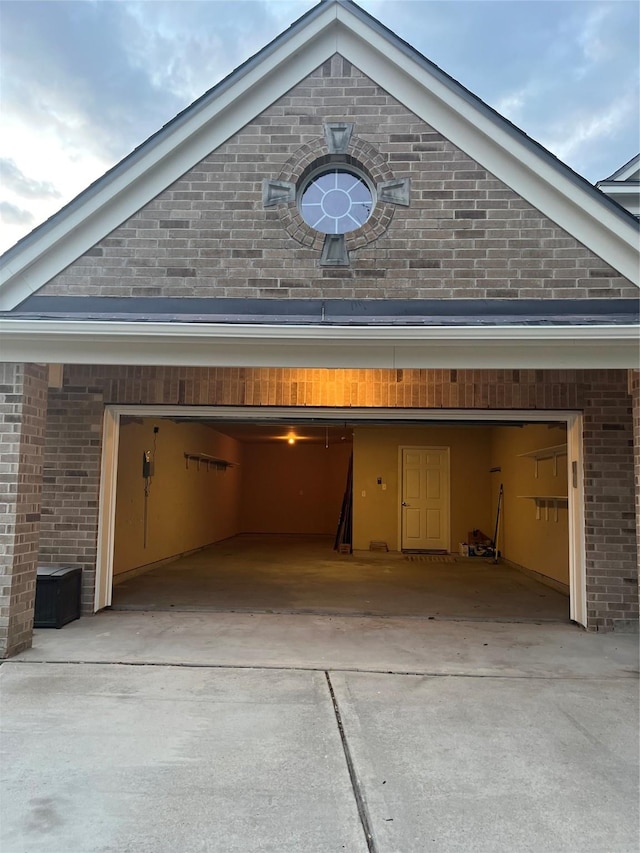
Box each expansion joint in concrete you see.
[324,670,378,853]
[4,659,639,680]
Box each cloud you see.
[0,2,182,164]
[541,96,634,166]
[576,4,612,66]
[116,1,315,106]
[494,83,542,124]
[0,201,35,226]
[0,158,61,200]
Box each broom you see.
[490,483,503,564]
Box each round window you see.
[299,168,373,234]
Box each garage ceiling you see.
[204,422,353,445]
[125,416,566,444]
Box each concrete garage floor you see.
[2,614,638,853]
[111,534,570,622]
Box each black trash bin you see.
[34,566,82,629]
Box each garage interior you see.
[110,415,571,622]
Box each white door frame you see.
[398,446,451,552]
[95,405,586,626]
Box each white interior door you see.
[401,447,450,551]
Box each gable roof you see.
[1,0,638,310]
[596,154,640,217]
[601,153,640,183]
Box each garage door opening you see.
[103,409,578,624]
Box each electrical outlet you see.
[361,490,366,497]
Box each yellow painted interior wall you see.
[352,426,493,552]
[113,420,242,575]
[490,423,569,585]
[240,441,352,535]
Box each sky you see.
[0,0,638,255]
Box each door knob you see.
[402,501,409,506]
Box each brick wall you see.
[39,387,104,614]
[582,375,638,630]
[38,56,636,301]
[0,363,47,657]
[38,365,638,631]
[632,370,640,616]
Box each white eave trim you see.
[595,183,640,194]
[0,319,637,369]
[0,0,638,310]
[603,154,640,182]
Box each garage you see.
[0,0,637,662]
[108,408,572,623]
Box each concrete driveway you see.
[1,613,638,853]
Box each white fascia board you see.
[0,7,340,311]
[605,154,640,182]
[596,185,640,213]
[335,9,639,286]
[596,184,640,194]
[0,320,637,368]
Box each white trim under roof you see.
[0,319,637,368]
[595,183,640,217]
[0,0,638,310]
[600,153,640,182]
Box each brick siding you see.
[582,374,638,630]
[37,365,638,631]
[0,363,47,657]
[632,370,640,616]
[38,56,636,300]
[39,387,104,615]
